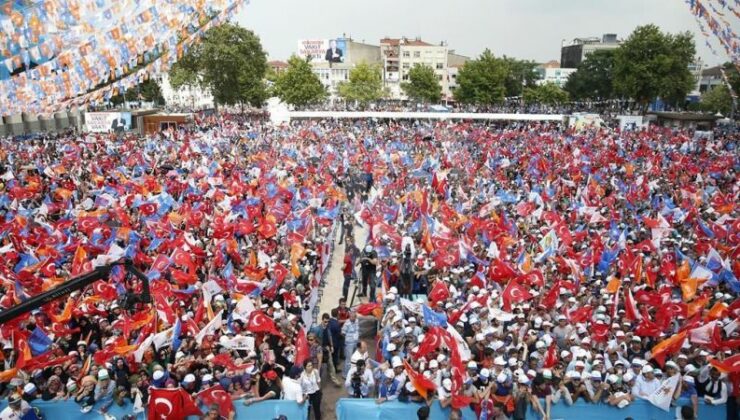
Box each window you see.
[402,74,409,81]
[437,74,443,81]
[414,51,421,58]
[436,63,444,70]
[403,51,410,58]
[402,63,410,69]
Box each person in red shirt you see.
[342,250,355,299]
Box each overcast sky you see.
[235,0,725,66]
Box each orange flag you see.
[50,297,75,323]
[70,245,88,276]
[676,260,690,282]
[687,294,710,318]
[706,302,728,320]
[0,368,18,383]
[403,360,436,399]
[651,331,687,366]
[681,278,699,301]
[606,277,621,294]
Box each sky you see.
[235,0,727,66]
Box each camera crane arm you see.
[0,259,152,325]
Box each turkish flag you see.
[541,284,559,309]
[591,322,609,342]
[710,354,740,374]
[501,280,532,311]
[543,342,557,368]
[428,280,450,305]
[171,247,195,272]
[415,326,444,358]
[149,387,202,420]
[198,385,234,417]
[624,288,641,322]
[92,281,117,300]
[257,218,277,239]
[488,258,518,283]
[295,328,310,367]
[246,311,282,336]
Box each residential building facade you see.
[157,73,214,110]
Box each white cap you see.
[153,370,164,380]
[480,368,490,378]
[183,373,196,383]
[496,373,507,383]
[467,361,477,369]
[442,378,453,390]
[429,360,439,368]
[384,369,395,379]
[23,383,36,394]
[386,343,397,352]
[641,365,653,374]
[623,371,635,382]
[391,357,403,368]
[98,369,109,380]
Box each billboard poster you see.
[85,112,132,133]
[297,38,347,63]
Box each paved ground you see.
[315,221,370,420]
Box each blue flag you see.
[29,327,52,356]
[423,305,447,328]
[171,318,182,353]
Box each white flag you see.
[223,335,255,351]
[195,310,223,344]
[648,374,680,411]
[134,334,154,363]
[152,326,175,350]
[132,391,144,413]
[233,295,255,322]
[689,321,718,345]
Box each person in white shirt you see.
[301,361,322,420]
[341,311,360,375]
[283,366,306,404]
[0,394,31,420]
[345,359,375,398]
[632,365,661,399]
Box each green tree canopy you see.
[523,82,569,105]
[502,57,539,97]
[700,85,732,115]
[168,23,268,107]
[272,55,326,107]
[338,62,386,108]
[402,64,442,103]
[613,24,696,109]
[110,79,164,106]
[564,49,616,100]
[453,49,508,105]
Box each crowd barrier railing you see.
[335,397,726,420]
[0,398,308,419]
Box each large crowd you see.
[0,115,738,420]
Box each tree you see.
[563,49,615,100]
[613,24,696,110]
[699,85,732,115]
[402,64,442,103]
[454,49,509,105]
[721,62,740,96]
[502,57,539,97]
[110,79,164,106]
[523,82,569,105]
[272,55,326,107]
[169,23,268,107]
[338,62,386,108]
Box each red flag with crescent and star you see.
[501,279,532,311]
[148,387,202,420]
[246,311,282,336]
[198,385,234,417]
